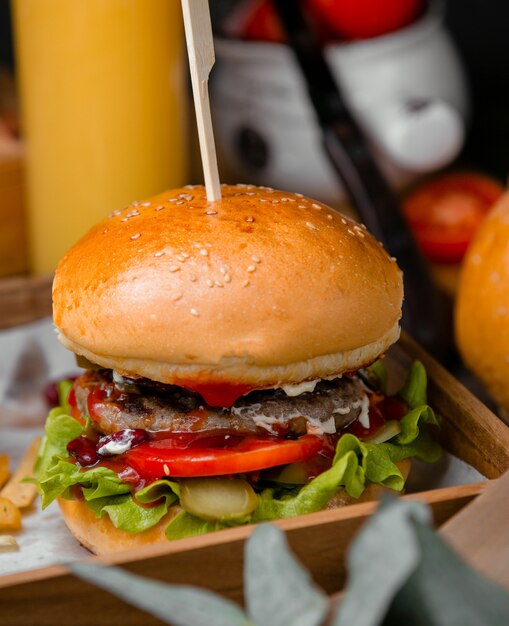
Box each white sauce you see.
[278,374,342,397]
[97,431,135,456]
[280,379,320,396]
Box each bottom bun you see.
[58,498,181,555]
[59,459,411,555]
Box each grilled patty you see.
[74,370,368,438]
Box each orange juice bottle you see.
[12,0,187,274]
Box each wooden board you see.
[0,274,53,329]
[0,334,508,625]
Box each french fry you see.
[0,497,21,531]
[0,455,10,489]
[0,535,19,552]
[0,438,41,509]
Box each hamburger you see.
[35,184,440,554]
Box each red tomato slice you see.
[403,172,503,264]
[124,433,324,478]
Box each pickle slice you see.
[364,420,402,444]
[180,477,258,522]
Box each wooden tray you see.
[1,333,509,626]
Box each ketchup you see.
[180,381,254,407]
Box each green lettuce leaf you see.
[250,361,441,523]
[35,410,181,533]
[165,510,228,540]
[34,410,83,478]
[35,360,441,538]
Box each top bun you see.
[456,190,509,412]
[53,185,403,387]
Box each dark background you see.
[1,0,508,180]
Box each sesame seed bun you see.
[58,497,180,555]
[456,190,509,411]
[53,184,403,388]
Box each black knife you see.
[273,0,448,358]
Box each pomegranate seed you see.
[67,436,99,466]
[44,382,59,408]
[44,375,79,408]
[96,429,148,457]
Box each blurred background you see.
[1,0,509,419]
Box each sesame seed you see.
[168,198,177,202]
[171,292,183,301]
[108,210,121,218]
[156,205,164,211]
[163,464,170,476]
[215,280,224,288]
[251,255,261,263]
[390,257,397,262]
[260,199,268,202]
[306,222,318,230]
[131,233,141,240]
[176,255,187,262]
[189,275,197,282]
[243,280,251,287]
[281,197,290,202]
[168,265,180,272]
[224,273,232,283]
[246,216,255,222]
[295,192,304,197]
[181,252,190,258]
[206,279,214,288]
[132,201,139,207]
[246,192,255,196]
[190,308,200,316]
[205,210,217,215]
[141,202,151,207]
[347,229,355,236]
[327,214,333,220]
[120,218,129,222]
[127,210,140,218]
[341,218,348,225]
[184,184,195,189]
[312,203,321,209]
[247,265,256,273]
[298,205,307,209]
[272,199,279,203]
[357,231,365,238]
[175,200,185,205]
[220,266,227,274]
[360,223,367,230]
[200,248,208,256]
[154,251,165,257]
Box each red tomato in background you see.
[403,172,504,264]
[241,0,285,42]
[307,0,424,39]
[239,0,336,44]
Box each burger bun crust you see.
[53,185,403,387]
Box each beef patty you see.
[74,370,368,438]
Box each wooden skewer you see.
[181,0,221,202]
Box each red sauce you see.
[180,381,254,407]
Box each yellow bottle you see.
[13,0,187,274]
